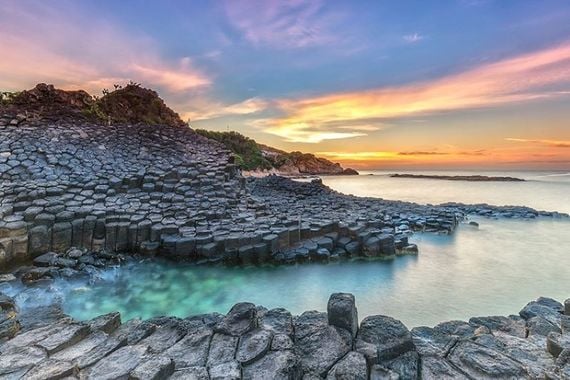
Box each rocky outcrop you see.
[1,293,569,379]
[390,174,525,182]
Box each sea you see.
[3,170,569,328]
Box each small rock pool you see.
[3,217,569,328]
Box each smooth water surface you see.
[5,217,567,328]
[322,170,570,214]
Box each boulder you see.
[88,311,121,334]
[0,345,47,378]
[21,358,77,380]
[468,315,526,338]
[356,315,414,364]
[411,326,456,357]
[164,326,212,369]
[215,302,258,336]
[259,308,293,337]
[327,293,358,338]
[419,356,469,380]
[520,297,563,326]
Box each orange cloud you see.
[265,43,570,143]
[0,2,210,94]
[506,138,570,148]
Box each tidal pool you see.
[5,217,569,328]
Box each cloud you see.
[263,42,570,143]
[403,33,425,43]
[0,1,210,94]
[224,0,338,48]
[184,97,269,122]
[398,151,447,156]
[506,138,570,148]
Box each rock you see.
[419,356,469,380]
[0,273,16,282]
[237,329,273,364]
[327,292,358,338]
[326,351,367,380]
[112,318,157,345]
[356,315,414,364]
[0,345,48,378]
[527,316,561,336]
[469,315,526,338]
[130,355,175,380]
[36,322,90,354]
[565,298,570,316]
[382,350,419,379]
[139,319,187,354]
[295,311,351,376]
[547,332,570,358]
[411,326,457,357]
[164,325,212,369]
[75,336,127,369]
[169,367,209,380]
[32,252,58,267]
[83,345,148,380]
[259,308,293,336]
[215,302,257,336]
[271,333,294,351]
[207,333,239,366]
[88,311,121,334]
[520,297,563,326]
[369,365,400,380]
[209,360,241,380]
[447,340,528,379]
[242,350,301,380]
[51,331,108,362]
[21,358,77,380]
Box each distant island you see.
[390,174,525,182]
[195,129,359,176]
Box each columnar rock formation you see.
[1,292,569,379]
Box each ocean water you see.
[5,170,569,328]
[322,170,570,214]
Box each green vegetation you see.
[0,91,20,105]
[195,129,273,170]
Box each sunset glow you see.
[1,0,569,169]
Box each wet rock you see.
[356,315,414,364]
[242,350,301,380]
[215,302,257,336]
[327,292,358,338]
[237,328,273,364]
[326,351,367,380]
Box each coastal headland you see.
[1,84,569,379]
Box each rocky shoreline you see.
[389,174,525,182]
[1,291,569,379]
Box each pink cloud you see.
[0,1,210,94]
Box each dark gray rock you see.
[209,360,241,380]
[326,351,367,380]
[327,292,358,338]
[411,326,456,357]
[469,315,526,338]
[0,345,47,378]
[520,297,563,326]
[88,311,121,334]
[75,336,127,369]
[83,345,148,380]
[207,333,239,366]
[259,308,293,337]
[447,340,528,379]
[242,350,301,380]
[164,326,212,369]
[130,355,175,380]
[215,302,257,336]
[419,356,470,380]
[237,328,273,364]
[169,366,209,380]
[21,358,77,380]
[356,315,414,364]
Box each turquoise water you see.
[6,170,569,327]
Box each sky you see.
[1,0,570,170]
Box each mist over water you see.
[4,170,568,328]
[322,170,570,214]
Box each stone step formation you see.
[1,104,567,269]
[1,292,569,379]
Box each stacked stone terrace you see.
[0,112,464,269]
